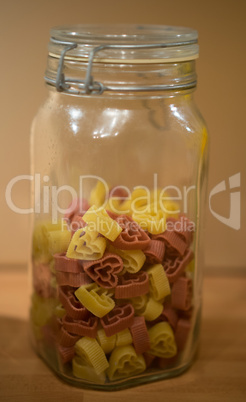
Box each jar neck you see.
[45,57,197,97]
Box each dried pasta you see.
[115,328,133,347]
[148,322,177,358]
[107,345,146,381]
[89,180,107,208]
[83,205,122,241]
[109,246,146,274]
[72,355,106,383]
[75,283,115,318]
[147,264,170,301]
[66,226,106,260]
[96,328,116,354]
[132,204,166,235]
[75,337,109,374]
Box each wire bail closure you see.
[46,38,197,95]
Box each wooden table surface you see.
[1,266,246,402]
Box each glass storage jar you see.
[30,24,208,390]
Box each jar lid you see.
[49,24,198,64]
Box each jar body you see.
[30,85,207,389]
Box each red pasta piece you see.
[166,216,194,246]
[106,210,120,220]
[62,314,98,338]
[115,272,149,299]
[56,271,92,287]
[56,324,80,347]
[32,261,54,298]
[54,253,82,273]
[175,318,191,351]
[163,249,194,283]
[130,316,150,354]
[144,239,165,264]
[111,215,151,250]
[158,355,179,369]
[171,276,193,311]
[42,324,56,345]
[83,252,123,288]
[143,353,156,368]
[100,304,134,336]
[152,301,179,330]
[153,229,187,257]
[58,286,89,320]
[56,344,75,365]
[179,306,193,320]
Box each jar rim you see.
[49,24,198,63]
[51,24,197,44]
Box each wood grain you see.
[0,267,246,402]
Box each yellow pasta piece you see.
[75,283,115,318]
[75,337,109,375]
[104,198,122,215]
[116,328,133,347]
[130,294,162,321]
[149,188,162,206]
[132,203,166,235]
[96,329,116,354]
[54,304,66,318]
[186,259,195,273]
[32,220,69,262]
[47,230,71,255]
[147,264,170,301]
[130,295,148,315]
[160,200,180,219]
[72,356,106,384]
[104,199,119,214]
[30,292,58,328]
[83,205,122,241]
[148,322,177,358]
[89,180,107,208]
[141,296,163,321]
[109,245,146,274]
[30,292,59,339]
[117,199,132,215]
[66,226,106,260]
[131,187,149,211]
[107,345,146,381]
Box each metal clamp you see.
[46,38,197,95]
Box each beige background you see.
[0,0,245,269]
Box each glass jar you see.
[30,24,208,390]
